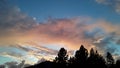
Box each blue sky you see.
[9,0,120,22]
[1,0,120,65]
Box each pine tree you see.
[54,48,68,63]
[106,52,114,65]
[75,45,88,63]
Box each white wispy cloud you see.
[95,0,120,14]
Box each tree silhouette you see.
[116,59,120,68]
[90,48,95,57]
[106,52,114,65]
[87,48,95,64]
[68,57,75,64]
[25,45,120,68]
[54,48,68,63]
[74,45,88,64]
[88,48,106,65]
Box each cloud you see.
[1,0,118,51]
[0,43,59,65]
[0,4,120,53]
[93,32,116,49]
[117,39,120,44]
[95,0,120,14]
[105,47,116,54]
[29,17,94,50]
[5,61,18,68]
[0,0,37,45]
[115,2,120,13]
[32,18,120,48]
[30,18,120,57]
[95,0,111,5]
[1,0,120,65]
[0,64,5,68]
[0,60,25,68]
[18,42,58,55]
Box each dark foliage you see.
[26,45,120,68]
[54,48,68,63]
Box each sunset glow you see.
[0,0,120,67]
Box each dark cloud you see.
[93,32,115,47]
[17,45,31,52]
[0,6,35,32]
[5,61,18,68]
[0,0,38,45]
[4,60,25,68]
[17,60,25,68]
[117,39,120,45]
[6,51,23,58]
[93,32,116,53]
[83,28,105,41]
[0,64,5,68]
[0,0,36,37]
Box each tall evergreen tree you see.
[54,48,68,63]
[88,48,106,65]
[106,52,114,65]
[75,45,88,63]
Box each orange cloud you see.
[1,0,120,62]
[23,18,120,52]
[1,16,120,52]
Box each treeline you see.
[26,45,120,68]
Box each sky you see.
[1,0,120,66]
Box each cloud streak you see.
[95,0,120,14]
[1,0,120,64]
